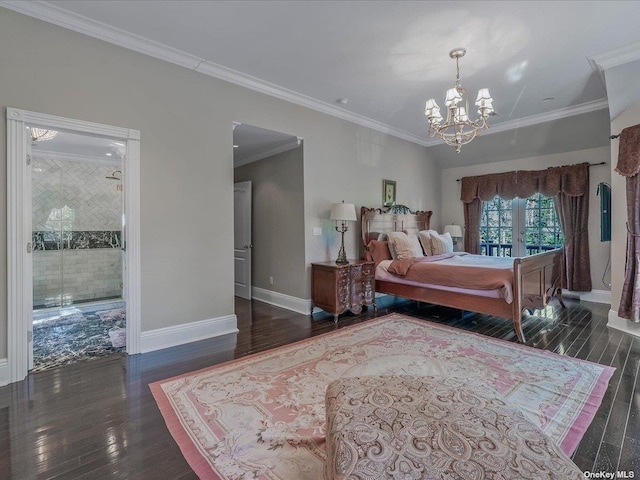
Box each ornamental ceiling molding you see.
[587,40,640,90]
[587,40,640,71]
[2,0,610,148]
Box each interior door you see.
[234,181,252,299]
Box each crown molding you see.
[587,41,640,92]
[423,99,610,147]
[587,41,640,71]
[193,60,428,145]
[1,1,427,146]
[1,1,611,149]
[0,1,200,70]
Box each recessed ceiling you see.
[6,1,640,164]
[29,127,124,164]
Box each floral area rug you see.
[32,305,126,372]
[150,314,614,480]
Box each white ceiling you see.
[233,124,300,167]
[29,127,124,165]
[6,1,640,165]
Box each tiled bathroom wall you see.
[32,157,123,308]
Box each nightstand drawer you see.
[311,260,376,323]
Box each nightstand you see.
[310,260,375,323]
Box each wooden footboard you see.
[374,248,565,343]
[511,247,565,342]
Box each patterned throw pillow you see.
[387,231,424,259]
[430,231,454,255]
[325,375,584,480]
[418,229,439,255]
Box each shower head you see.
[106,170,122,181]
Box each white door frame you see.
[6,107,142,384]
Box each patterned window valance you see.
[460,162,590,203]
[615,124,640,178]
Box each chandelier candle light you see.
[330,201,357,264]
[425,48,494,153]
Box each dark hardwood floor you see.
[0,295,638,479]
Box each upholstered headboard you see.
[361,205,433,248]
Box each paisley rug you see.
[150,314,614,480]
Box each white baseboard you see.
[579,289,611,304]
[140,314,238,353]
[0,359,8,387]
[563,289,611,304]
[252,287,311,315]
[608,309,640,338]
[263,289,611,316]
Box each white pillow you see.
[430,231,454,255]
[418,229,439,256]
[387,231,424,260]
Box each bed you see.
[361,205,565,342]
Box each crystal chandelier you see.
[30,127,58,142]
[424,48,494,153]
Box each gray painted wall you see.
[0,9,441,358]
[425,109,611,169]
[234,145,306,299]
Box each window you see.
[480,194,563,257]
[524,193,563,255]
[480,197,513,257]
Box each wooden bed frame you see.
[361,206,565,342]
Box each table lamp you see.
[444,224,463,248]
[330,201,357,264]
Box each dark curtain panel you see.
[463,198,483,254]
[617,125,640,322]
[461,171,517,202]
[460,164,589,202]
[550,162,592,291]
[555,190,592,291]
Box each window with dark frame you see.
[480,193,563,257]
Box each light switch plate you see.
[312,227,322,236]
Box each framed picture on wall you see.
[383,179,396,206]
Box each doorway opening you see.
[6,108,141,384]
[30,128,126,371]
[232,122,304,308]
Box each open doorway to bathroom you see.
[30,127,126,372]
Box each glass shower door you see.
[32,156,124,309]
[32,158,65,308]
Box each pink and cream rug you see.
[150,314,614,480]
